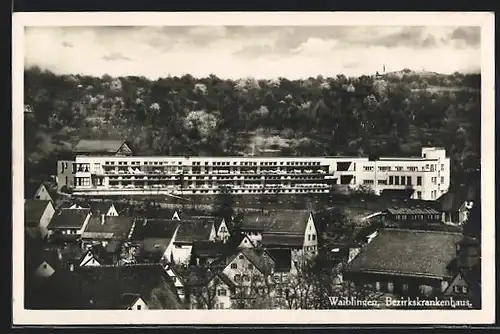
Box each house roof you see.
[82,216,135,240]
[24,199,52,226]
[188,215,226,230]
[347,229,464,279]
[129,219,179,241]
[266,248,292,272]
[241,248,275,276]
[380,188,415,199]
[261,233,304,248]
[241,210,311,235]
[120,293,142,309]
[85,201,116,215]
[192,240,226,258]
[438,186,477,212]
[48,208,90,229]
[73,139,129,154]
[174,220,214,244]
[53,264,181,309]
[386,207,441,215]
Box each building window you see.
[238,254,244,259]
[441,164,445,171]
[402,283,409,294]
[395,166,403,171]
[388,176,393,185]
[234,274,241,282]
[441,177,444,184]
[406,176,412,185]
[417,176,422,186]
[312,234,316,241]
[394,176,400,185]
[363,166,374,172]
[231,263,237,269]
[417,191,422,199]
[137,305,142,310]
[218,289,227,296]
[248,264,253,270]
[363,179,374,185]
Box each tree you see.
[213,185,235,223]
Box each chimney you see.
[101,214,105,225]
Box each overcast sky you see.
[24,26,481,80]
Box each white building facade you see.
[57,147,450,201]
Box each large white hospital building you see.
[57,140,450,201]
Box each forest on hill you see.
[24,66,481,189]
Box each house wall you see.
[107,205,119,216]
[34,185,53,201]
[237,236,255,249]
[216,220,231,242]
[222,252,270,286]
[303,214,318,257]
[130,298,148,310]
[35,262,55,278]
[172,244,193,264]
[39,203,55,239]
[344,271,446,297]
[443,273,474,298]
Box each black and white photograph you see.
[12,12,495,325]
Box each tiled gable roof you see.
[83,216,134,240]
[73,139,128,154]
[261,233,304,248]
[54,264,181,309]
[174,220,213,244]
[129,219,179,241]
[48,208,90,229]
[347,229,463,278]
[266,248,292,272]
[241,210,311,235]
[192,240,226,258]
[24,199,51,225]
[438,186,477,212]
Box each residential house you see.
[25,181,56,202]
[171,220,216,264]
[437,186,476,225]
[24,199,55,239]
[190,240,227,267]
[79,244,114,267]
[65,201,119,217]
[128,219,180,264]
[184,266,237,309]
[120,293,149,310]
[72,139,134,156]
[31,263,181,309]
[47,208,92,243]
[188,215,231,242]
[442,236,481,308]
[344,229,464,298]
[383,207,442,223]
[81,215,135,264]
[241,210,319,261]
[220,248,276,308]
[163,262,187,302]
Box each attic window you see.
[238,255,244,259]
[42,264,47,269]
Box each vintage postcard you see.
[12,12,495,325]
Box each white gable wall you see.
[302,214,318,257]
[106,205,119,216]
[35,261,55,278]
[39,202,55,239]
[130,297,148,310]
[35,185,53,202]
[217,220,231,242]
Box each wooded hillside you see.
[24,67,481,189]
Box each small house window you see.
[402,283,409,294]
[312,234,316,241]
[218,289,227,296]
[231,263,237,269]
[42,263,47,269]
[234,274,241,282]
[238,254,244,259]
[137,305,142,310]
[248,264,253,270]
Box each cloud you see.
[450,27,480,47]
[24,26,481,80]
[102,52,134,61]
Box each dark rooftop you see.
[73,139,129,154]
[386,207,441,215]
[347,229,463,279]
[261,233,304,248]
[82,215,135,240]
[48,208,91,229]
[50,264,181,309]
[174,220,214,244]
[129,219,179,241]
[438,186,477,212]
[241,210,312,235]
[266,248,292,272]
[25,199,52,226]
